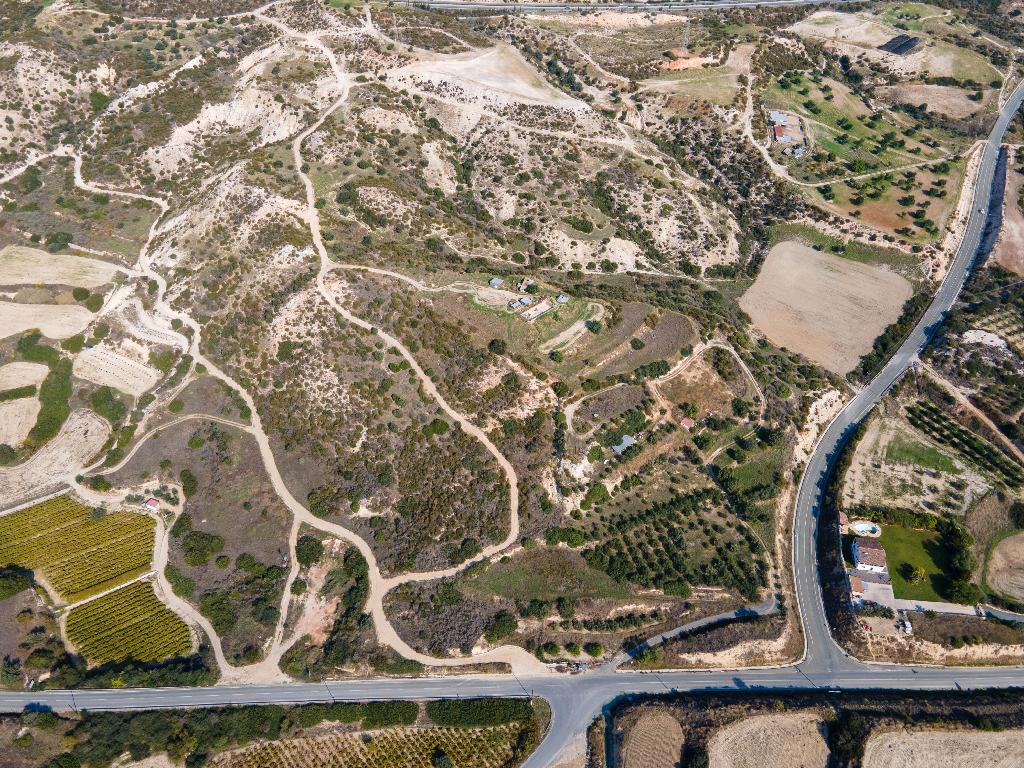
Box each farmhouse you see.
[852,537,888,574]
[488,277,504,288]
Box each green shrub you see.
[295,535,324,568]
[181,530,224,566]
[0,385,36,402]
[484,611,518,642]
[360,701,418,727]
[426,698,532,727]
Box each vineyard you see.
[906,401,1024,488]
[208,725,526,768]
[0,495,156,602]
[66,580,193,664]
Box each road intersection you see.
[3,21,1024,768]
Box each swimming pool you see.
[851,522,880,536]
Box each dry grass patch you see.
[739,241,913,374]
[707,712,829,768]
[621,711,684,768]
[863,728,1024,768]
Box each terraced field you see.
[0,495,155,603]
[65,580,192,664]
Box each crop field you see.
[905,401,1024,487]
[208,724,526,768]
[0,495,155,603]
[579,488,767,600]
[65,580,192,664]
[977,306,1024,357]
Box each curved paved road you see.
[2,34,1024,768]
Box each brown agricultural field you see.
[707,712,829,768]
[987,532,1024,602]
[621,711,684,768]
[739,241,913,374]
[862,729,1024,768]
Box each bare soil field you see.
[842,412,987,514]
[0,410,109,506]
[738,241,913,374]
[394,45,583,110]
[621,711,684,768]
[788,11,896,48]
[0,300,94,340]
[707,712,829,768]
[0,397,41,446]
[72,345,162,397]
[993,155,1024,275]
[876,84,989,120]
[987,531,1024,601]
[863,729,1024,768]
[0,361,48,389]
[0,245,123,287]
[658,357,741,419]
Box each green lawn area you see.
[885,435,961,474]
[880,524,952,602]
[462,547,631,603]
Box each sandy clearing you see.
[708,712,829,768]
[73,345,163,397]
[0,397,40,446]
[0,300,94,340]
[0,244,123,288]
[988,532,1024,602]
[394,45,584,110]
[0,361,48,389]
[993,150,1024,275]
[738,241,913,374]
[0,410,109,506]
[621,711,684,768]
[863,729,1024,768]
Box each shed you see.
[488,277,504,289]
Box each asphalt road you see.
[2,29,1024,768]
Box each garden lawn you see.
[885,436,960,474]
[880,524,952,602]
